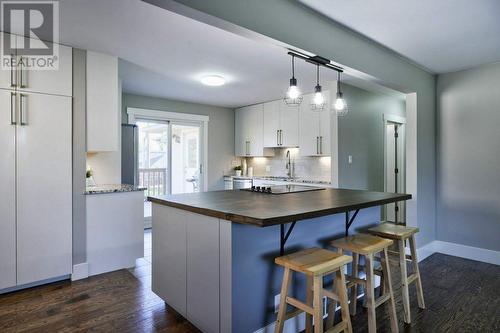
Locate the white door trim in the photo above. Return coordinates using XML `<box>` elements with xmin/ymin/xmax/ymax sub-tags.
<box><xmin>383</xmin><ymin>114</ymin><xmax>406</xmax><ymax>223</ymax></box>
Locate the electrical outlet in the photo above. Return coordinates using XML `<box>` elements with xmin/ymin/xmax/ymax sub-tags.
<box><xmin>274</xmin><ymin>294</ymin><xmax>281</xmax><ymax>313</ymax></box>
<box><xmin>266</xmin><ymin>165</ymin><xmax>271</xmax><ymax>172</ymax></box>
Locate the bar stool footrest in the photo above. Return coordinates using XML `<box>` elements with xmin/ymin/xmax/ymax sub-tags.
<box><xmin>374</xmin><ymin>293</ymin><xmax>391</xmax><ymax>308</ymax></box>
<box><xmin>326</xmin><ymin>321</ymin><xmax>348</xmax><ymax>333</ymax></box>
<box><xmin>284</xmin><ymin>308</ymin><xmax>303</xmax><ymax>320</ymax></box>
<box><xmin>286</xmin><ymin>296</ymin><xmax>314</xmax><ymax>315</ymax></box>
<box><xmin>407</xmin><ymin>272</ymin><xmax>418</xmax><ymax>284</ymax></box>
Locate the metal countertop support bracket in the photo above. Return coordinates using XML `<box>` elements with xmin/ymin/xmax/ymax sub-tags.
<box><xmin>279</xmin><ymin>221</ymin><xmax>297</xmax><ymax>256</ymax></box>
<box><xmin>345</xmin><ymin>209</ymin><xmax>360</xmax><ymax>237</ymax></box>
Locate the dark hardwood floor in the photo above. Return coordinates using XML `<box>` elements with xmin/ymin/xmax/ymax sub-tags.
<box><xmin>0</xmin><ymin>249</ymin><xmax>498</xmax><ymax>332</ymax></box>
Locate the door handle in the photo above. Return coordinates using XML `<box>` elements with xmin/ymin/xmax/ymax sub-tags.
<box><xmin>10</xmin><ymin>92</ymin><xmax>16</xmax><ymax>125</ymax></box>
<box><xmin>20</xmin><ymin>93</ymin><xmax>27</xmax><ymax>126</ymax></box>
<box><xmin>19</xmin><ymin>57</ymin><xmax>27</xmax><ymax>88</ymax></box>
<box><xmin>10</xmin><ymin>54</ymin><xmax>16</xmax><ymax>88</ymax></box>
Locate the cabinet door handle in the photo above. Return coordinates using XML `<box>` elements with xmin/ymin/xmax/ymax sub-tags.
<box><xmin>246</xmin><ymin>141</ymin><xmax>250</xmax><ymax>155</ymax></box>
<box><xmin>276</xmin><ymin>130</ymin><xmax>279</xmax><ymax>146</ymax></box>
<box><xmin>320</xmin><ymin>136</ymin><xmax>323</xmax><ymax>155</ymax></box>
<box><xmin>10</xmin><ymin>54</ymin><xmax>16</xmax><ymax>88</ymax></box>
<box><xmin>19</xmin><ymin>57</ymin><xmax>27</xmax><ymax>88</ymax></box>
<box><xmin>20</xmin><ymin>94</ymin><xmax>27</xmax><ymax>126</ymax></box>
<box><xmin>316</xmin><ymin>136</ymin><xmax>319</xmax><ymax>154</ymax></box>
<box><xmin>10</xmin><ymin>92</ymin><xmax>16</xmax><ymax>125</ymax></box>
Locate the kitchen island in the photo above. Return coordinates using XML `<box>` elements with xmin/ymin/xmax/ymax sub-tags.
<box><xmin>149</xmin><ymin>187</ymin><xmax>411</xmax><ymax>333</ymax></box>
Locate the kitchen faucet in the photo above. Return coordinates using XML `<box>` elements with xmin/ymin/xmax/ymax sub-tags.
<box><xmin>286</xmin><ymin>150</ymin><xmax>292</xmax><ymax>178</ymax></box>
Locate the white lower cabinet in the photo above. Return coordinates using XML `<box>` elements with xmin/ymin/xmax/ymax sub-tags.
<box><xmin>0</xmin><ymin>90</ymin><xmax>72</xmax><ymax>289</ymax></box>
<box><xmin>152</xmin><ymin>205</ymin><xmax>230</xmax><ymax>333</ymax></box>
<box><xmin>0</xmin><ymin>90</ymin><xmax>16</xmax><ymax>290</ymax></box>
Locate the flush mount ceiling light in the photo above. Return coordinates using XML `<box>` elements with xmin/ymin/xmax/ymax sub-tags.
<box><xmin>334</xmin><ymin>71</ymin><xmax>348</xmax><ymax>116</ymax></box>
<box><xmin>200</xmin><ymin>75</ymin><xmax>226</xmax><ymax>86</ymax></box>
<box><xmin>311</xmin><ymin>64</ymin><xmax>325</xmax><ymax>112</ymax></box>
<box><xmin>283</xmin><ymin>54</ymin><xmax>303</xmax><ymax>106</ymax></box>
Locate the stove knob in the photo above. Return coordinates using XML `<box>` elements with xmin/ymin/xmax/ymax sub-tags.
<box><xmin>256</xmin><ymin>186</ymin><xmax>261</xmax><ymax>192</ymax></box>
<box><xmin>266</xmin><ymin>187</ymin><xmax>272</xmax><ymax>193</ymax></box>
<box><xmin>251</xmin><ymin>186</ymin><xmax>256</xmax><ymax>191</ymax></box>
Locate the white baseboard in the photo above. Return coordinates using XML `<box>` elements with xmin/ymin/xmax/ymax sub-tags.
<box><xmin>429</xmin><ymin>241</ymin><xmax>500</xmax><ymax>265</ymax></box>
<box><xmin>72</xmin><ymin>262</ymin><xmax>89</xmax><ymax>281</ymax></box>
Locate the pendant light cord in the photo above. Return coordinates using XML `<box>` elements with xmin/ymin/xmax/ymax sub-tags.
<box><xmin>291</xmin><ymin>55</ymin><xmax>295</xmax><ymax>79</ymax></box>
<box><xmin>316</xmin><ymin>64</ymin><xmax>320</xmax><ymax>85</ymax></box>
<box><xmin>337</xmin><ymin>71</ymin><xmax>342</xmax><ymax>93</ymax></box>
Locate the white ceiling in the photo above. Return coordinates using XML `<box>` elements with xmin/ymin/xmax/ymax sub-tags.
<box><xmin>298</xmin><ymin>0</ymin><xmax>500</xmax><ymax>73</ymax></box>
<box><xmin>55</xmin><ymin>0</ymin><xmax>352</xmax><ymax>108</ymax></box>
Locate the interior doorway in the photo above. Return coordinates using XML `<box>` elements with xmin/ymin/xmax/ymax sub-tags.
<box><xmin>384</xmin><ymin>115</ymin><xmax>406</xmax><ymax>224</ymax></box>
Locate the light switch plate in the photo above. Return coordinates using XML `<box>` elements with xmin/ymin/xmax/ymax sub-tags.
<box><xmin>266</xmin><ymin>165</ymin><xmax>271</xmax><ymax>172</ymax></box>
<box><xmin>348</xmin><ymin>155</ymin><xmax>353</xmax><ymax>164</ymax></box>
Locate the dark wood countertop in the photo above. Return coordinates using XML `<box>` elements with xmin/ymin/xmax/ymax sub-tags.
<box><xmin>148</xmin><ymin>188</ymin><xmax>411</xmax><ymax>227</ymax></box>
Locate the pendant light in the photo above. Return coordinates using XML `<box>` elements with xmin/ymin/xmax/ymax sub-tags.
<box><xmin>334</xmin><ymin>71</ymin><xmax>348</xmax><ymax>116</ymax></box>
<box><xmin>284</xmin><ymin>54</ymin><xmax>303</xmax><ymax>106</ymax></box>
<box><xmin>311</xmin><ymin>64</ymin><xmax>325</xmax><ymax>111</ymax></box>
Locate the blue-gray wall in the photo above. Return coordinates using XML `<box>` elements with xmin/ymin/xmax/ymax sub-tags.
<box><xmin>339</xmin><ymin>85</ymin><xmax>406</xmax><ymax>191</ymax></box>
<box><xmin>121</xmin><ymin>93</ymin><xmax>235</xmax><ymax>191</ymax></box>
<box><xmin>436</xmin><ymin>63</ymin><xmax>500</xmax><ymax>251</ymax></box>
<box><xmin>152</xmin><ymin>0</ymin><xmax>436</xmax><ymax>246</ymax></box>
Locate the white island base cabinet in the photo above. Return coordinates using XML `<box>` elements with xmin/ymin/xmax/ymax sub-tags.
<box><xmin>152</xmin><ymin>204</ymin><xmax>232</xmax><ymax>333</ymax></box>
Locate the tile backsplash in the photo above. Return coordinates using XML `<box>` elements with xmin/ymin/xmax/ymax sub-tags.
<box><xmin>244</xmin><ymin>148</ymin><xmax>331</xmax><ymax>182</ymax></box>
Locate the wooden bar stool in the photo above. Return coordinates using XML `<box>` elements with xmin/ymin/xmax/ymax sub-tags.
<box><xmin>367</xmin><ymin>223</ymin><xmax>425</xmax><ymax>324</ymax></box>
<box><xmin>274</xmin><ymin>248</ymin><xmax>353</xmax><ymax>333</ymax></box>
<box><xmin>330</xmin><ymin>234</ymin><xmax>398</xmax><ymax>333</ymax></box>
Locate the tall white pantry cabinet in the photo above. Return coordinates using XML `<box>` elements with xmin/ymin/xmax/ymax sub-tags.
<box><xmin>0</xmin><ymin>32</ymin><xmax>73</xmax><ymax>290</ymax></box>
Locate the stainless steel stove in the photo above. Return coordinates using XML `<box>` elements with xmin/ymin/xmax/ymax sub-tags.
<box><xmin>241</xmin><ymin>185</ymin><xmax>325</xmax><ymax>194</ymax></box>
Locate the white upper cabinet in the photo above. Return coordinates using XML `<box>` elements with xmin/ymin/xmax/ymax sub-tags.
<box><xmin>235</xmin><ymin>104</ymin><xmax>272</xmax><ymax>157</ymax></box>
<box><xmin>86</xmin><ymin>51</ymin><xmax>119</xmax><ymax>152</ymax></box>
<box><xmin>263</xmin><ymin>100</ymin><xmax>299</xmax><ymax>147</ymax></box>
<box><xmin>0</xmin><ymin>32</ymin><xmax>16</xmax><ymax>90</ymax></box>
<box><xmin>263</xmin><ymin>100</ymin><xmax>280</xmax><ymax>147</ymax></box>
<box><xmin>299</xmin><ymin>91</ymin><xmax>331</xmax><ymax>156</ymax></box>
<box><xmin>0</xmin><ymin>33</ymin><xmax>72</xmax><ymax>96</ymax></box>
<box><xmin>17</xmin><ymin>41</ymin><xmax>72</xmax><ymax>97</ymax></box>
<box><xmin>280</xmin><ymin>102</ymin><xmax>299</xmax><ymax>147</ymax></box>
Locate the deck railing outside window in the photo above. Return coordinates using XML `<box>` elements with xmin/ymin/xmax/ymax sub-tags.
<box><xmin>139</xmin><ymin>168</ymin><xmax>167</xmax><ymax>197</ymax></box>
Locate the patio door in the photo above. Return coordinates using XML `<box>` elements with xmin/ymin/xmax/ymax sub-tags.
<box><xmin>170</xmin><ymin>122</ymin><xmax>203</xmax><ymax>194</ymax></box>
<box><xmin>136</xmin><ymin>120</ymin><xmax>169</xmax><ymax>222</ymax></box>
<box><xmin>130</xmin><ymin>109</ymin><xmax>207</xmax><ymax>225</ymax></box>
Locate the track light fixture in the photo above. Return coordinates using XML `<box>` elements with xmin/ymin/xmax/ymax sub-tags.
<box><xmin>334</xmin><ymin>71</ymin><xmax>348</xmax><ymax>116</ymax></box>
<box><xmin>283</xmin><ymin>54</ymin><xmax>303</xmax><ymax>106</ymax></box>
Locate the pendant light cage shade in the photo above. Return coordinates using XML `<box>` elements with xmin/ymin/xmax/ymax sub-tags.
<box><xmin>334</xmin><ymin>71</ymin><xmax>348</xmax><ymax>116</ymax></box>
<box><xmin>310</xmin><ymin>65</ymin><xmax>326</xmax><ymax>112</ymax></box>
<box><xmin>284</xmin><ymin>54</ymin><xmax>303</xmax><ymax>107</ymax></box>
